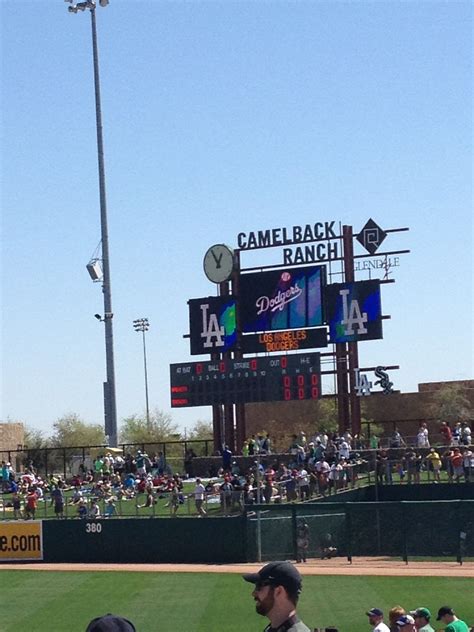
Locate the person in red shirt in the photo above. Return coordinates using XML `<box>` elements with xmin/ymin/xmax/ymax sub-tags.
<box><xmin>440</xmin><ymin>422</ymin><xmax>452</xmax><ymax>445</ymax></box>
<box><xmin>451</xmin><ymin>448</ymin><xmax>464</xmax><ymax>482</ymax></box>
<box><xmin>25</xmin><ymin>490</ymin><xmax>37</xmax><ymax>519</ymax></box>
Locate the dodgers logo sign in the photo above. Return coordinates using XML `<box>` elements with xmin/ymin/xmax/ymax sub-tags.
<box><xmin>188</xmin><ymin>297</ymin><xmax>237</xmax><ymax>355</ymax></box>
<box><xmin>240</xmin><ymin>266</ymin><xmax>325</xmax><ymax>333</ymax></box>
<box><xmin>325</xmin><ymin>280</ymin><xmax>383</xmax><ymax>343</ymax></box>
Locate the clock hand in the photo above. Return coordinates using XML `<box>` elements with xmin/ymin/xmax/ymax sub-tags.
<box><xmin>211</xmin><ymin>250</ymin><xmax>223</xmax><ymax>268</ymax></box>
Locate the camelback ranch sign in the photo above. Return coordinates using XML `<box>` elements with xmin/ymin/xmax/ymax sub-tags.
<box><xmin>237</xmin><ymin>222</ymin><xmax>340</xmax><ymax>263</ymax></box>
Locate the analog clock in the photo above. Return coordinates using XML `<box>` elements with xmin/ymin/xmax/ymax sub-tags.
<box><xmin>203</xmin><ymin>244</ymin><xmax>234</xmax><ymax>283</ymax></box>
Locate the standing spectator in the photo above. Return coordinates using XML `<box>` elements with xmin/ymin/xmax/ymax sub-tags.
<box><xmin>378</xmin><ymin>450</ymin><xmax>393</xmax><ymax>484</ymax></box>
<box><xmin>169</xmin><ymin>484</ymin><xmax>180</xmax><ymax>516</ymax></box>
<box><xmin>461</xmin><ymin>422</ymin><xmax>471</xmax><ymax>446</ymax></box>
<box><xmin>12</xmin><ymin>492</ymin><xmax>22</xmax><ymax>519</ymax></box>
<box><xmin>1</xmin><ymin>461</ymin><xmax>10</xmax><ymax>491</ymax></box>
<box><xmin>297</xmin><ymin>467</ymin><xmax>310</xmax><ymax>501</ymax></box>
<box><xmin>388</xmin><ymin>606</ymin><xmax>406</xmax><ymax>632</ymax></box>
<box><xmin>93</xmin><ymin>456</ymin><xmax>104</xmax><ymax>481</ymax></box>
<box><xmin>51</xmin><ymin>485</ymin><xmax>65</xmax><ymax>519</ymax></box>
<box><xmin>390</xmin><ymin>429</ymin><xmax>405</xmax><ymax>449</ymax></box>
<box><xmin>370</xmin><ymin>434</ymin><xmax>380</xmax><ymax>450</ymax></box>
<box><xmin>261</xmin><ymin>433</ymin><xmax>271</xmax><ymax>454</ymax></box>
<box><xmin>462</xmin><ymin>447</ymin><xmax>473</xmax><ymax>482</ymax></box>
<box><xmin>184</xmin><ymin>448</ymin><xmax>196</xmax><ymax>478</ymax></box>
<box><xmin>248</xmin><ymin>435</ymin><xmax>257</xmax><ymax>456</ymax></box>
<box><xmin>366</xmin><ymin>608</ymin><xmax>390</xmax><ymax>632</ymax></box>
<box><xmin>222</xmin><ymin>445</ymin><xmax>233</xmax><ymax>472</ymax></box>
<box><xmin>436</xmin><ymin>607</ymin><xmax>469</xmax><ymax>632</ymax></box>
<box><xmin>328</xmin><ymin>461</ymin><xmax>343</xmax><ymax>493</ymax></box>
<box><xmin>425</xmin><ymin>449</ymin><xmax>442</xmax><ymax>483</ymax></box>
<box><xmin>451</xmin><ymin>448</ymin><xmax>465</xmax><ymax>482</ymax></box>
<box><xmin>410</xmin><ymin>607</ymin><xmax>435</xmax><ymax>632</ymax></box>
<box><xmin>25</xmin><ymin>489</ymin><xmax>37</xmax><ymax>520</ymax></box>
<box><xmin>193</xmin><ymin>478</ymin><xmax>207</xmax><ymax>517</ymax></box>
<box><xmin>395</xmin><ymin>615</ymin><xmax>416</xmax><ymax>631</ymax></box>
<box><xmin>452</xmin><ymin>423</ymin><xmax>462</xmax><ymax>446</ymax></box>
<box><xmin>338</xmin><ymin>438</ymin><xmax>351</xmax><ymax>461</ymax></box>
<box><xmin>220</xmin><ymin>477</ymin><xmax>233</xmax><ymax>515</ymax></box>
<box><xmin>417</xmin><ymin>423</ymin><xmax>430</xmax><ymax>448</ymax></box>
<box><xmin>440</xmin><ymin>422</ymin><xmax>453</xmax><ymax>445</ymax></box>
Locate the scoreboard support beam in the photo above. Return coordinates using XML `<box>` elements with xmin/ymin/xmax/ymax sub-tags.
<box><xmin>232</xmin><ymin>251</ymin><xmax>245</xmax><ymax>453</ymax></box>
<box><xmin>343</xmin><ymin>225</ymin><xmax>362</xmax><ymax>437</ymax></box>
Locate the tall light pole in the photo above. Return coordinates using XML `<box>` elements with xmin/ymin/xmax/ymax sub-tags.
<box><xmin>133</xmin><ymin>318</ymin><xmax>151</xmax><ymax>430</ymax></box>
<box><xmin>67</xmin><ymin>0</ymin><xmax>118</xmax><ymax>447</ymax></box>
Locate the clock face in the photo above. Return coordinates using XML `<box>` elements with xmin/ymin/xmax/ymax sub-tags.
<box><xmin>203</xmin><ymin>244</ymin><xmax>234</xmax><ymax>283</ymax></box>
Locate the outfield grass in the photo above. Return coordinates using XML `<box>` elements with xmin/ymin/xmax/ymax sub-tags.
<box><xmin>1</xmin><ymin>571</ymin><xmax>473</xmax><ymax>631</ymax></box>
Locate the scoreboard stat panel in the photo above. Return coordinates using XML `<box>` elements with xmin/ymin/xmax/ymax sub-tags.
<box><xmin>170</xmin><ymin>352</ymin><xmax>321</xmax><ymax>407</ymax></box>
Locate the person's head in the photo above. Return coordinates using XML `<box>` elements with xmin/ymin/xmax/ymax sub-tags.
<box><xmin>243</xmin><ymin>561</ymin><xmax>302</xmax><ymax>617</ymax></box>
<box><xmin>85</xmin><ymin>614</ymin><xmax>136</xmax><ymax>632</ymax></box>
<box><xmin>409</xmin><ymin>608</ymin><xmax>431</xmax><ymax>629</ymax></box>
<box><xmin>366</xmin><ymin>608</ymin><xmax>384</xmax><ymax>626</ymax></box>
<box><xmin>436</xmin><ymin>606</ymin><xmax>456</xmax><ymax>624</ymax></box>
<box><xmin>389</xmin><ymin>606</ymin><xmax>406</xmax><ymax>626</ymax></box>
<box><xmin>395</xmin><ymin>614</ymin><xmax>416</xmax><ymax>631</ymax></box>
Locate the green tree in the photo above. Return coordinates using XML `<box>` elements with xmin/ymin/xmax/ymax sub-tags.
<box><xmin>315</xmin><ymin>398</ymin><xmax>339</xmax><ymax>434</ymax></box>
<box><xmin>186</xmin><ymin>419</ymin><xmax>213</xmax><ymax>440</ymax></box>
<box><xmin>430</xmin><ymin>385</ymin><xmax>471</xmax><ymax>424</ymax></box>
<box><xmin>50</xmin><ymin>413</ymin><xmax>106</xmax><ymax>447</ymax></box>
<box><xmin>119</xmin><ymin>409</ymin><xmax>179</xmax><ymax>445</ymax></box>
<box><xmin>24</xmin><ymin>426</ymin><xmax>48</xmax><ymax>449</ymax></box>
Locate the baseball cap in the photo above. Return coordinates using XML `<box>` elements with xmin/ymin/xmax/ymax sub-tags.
<box><xmin>242</xmin><ymin>561</ymin><xmax>302</xmax><ymax>594</ymax></box>
<box><xmin>396</xmin><ymin>614</ymin><xmax>415</xmax><ymax>626</ymax></box>
<box><xmin>410</xmin><ymin>608</ymin><xmax>431</xmax><ymax>620</ymax></box>
<box><xmin>366</xmin><ymin>608</ymin><xmax>383</xmax><ymax>617</ymax></box>
<box><xmin>437</xmin><ymin>606</ymin><xmax>455</xmax><ymax>620</ymax></box>
<box><xmin>85</xmin><ymin>614</ymin><xmax>136</xmax><ymax>632</ymax></box>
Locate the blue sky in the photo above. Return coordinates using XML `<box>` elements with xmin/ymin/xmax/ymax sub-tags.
<box><xmin>1</xmin><ymin>0</ymin><xmax>472</xmax><ymax>437</ymax></box>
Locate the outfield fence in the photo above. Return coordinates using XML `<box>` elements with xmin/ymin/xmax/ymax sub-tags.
<box><xmin>245</xmin><ymin>499</ymin><xmax>474</xmax><ymax>563</ymax></box>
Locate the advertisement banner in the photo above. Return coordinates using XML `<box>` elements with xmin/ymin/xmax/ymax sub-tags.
<box><xmin>240</xmin><ymin>266</ymin><xmax>325</xmax><ymax>333</ymax></box>
<box><xmin>188</xmin><ymin>296</ymin><xmax>237</xmax><ymax>355</ymax></box>
<box><xmin>0</xmin><ymin>520</ymin><xmax>43</xmax><ymax>561</ymax></box>
<box><xmin>325</xmin><ymin>280</ymin><xmax>382</xmax><ymax>343</ymax></box>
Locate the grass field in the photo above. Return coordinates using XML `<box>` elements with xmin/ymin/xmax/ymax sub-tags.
<box><xmin>2</xmin><ymin>571</ymin><xmax>473</xmax><ymax>631</ymax></box>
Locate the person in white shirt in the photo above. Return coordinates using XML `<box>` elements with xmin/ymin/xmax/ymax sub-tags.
<box><xmin>338</xmin><ymin>440</ymin><xmax>350</xmax><ymax>460</ymax></box>
<box><xmin>416</xmin><ymin>423</ymin><xmax>430</xmax><ymax>448</ymax></box>
<box><xmin>193</xmin><ymin>478</ymin><xmax>207</xmax><ymax>517</ymax></box>
<box><xmin>366</xmin><ymin>607</ymin><xmax>390</xmax><ymax>632</ymax></box>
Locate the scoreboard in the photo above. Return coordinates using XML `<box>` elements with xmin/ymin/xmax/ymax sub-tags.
<box><xmin>170</xmin><ymin>352</ymin><xmax>321</xmax><ymax>408</ymax></box>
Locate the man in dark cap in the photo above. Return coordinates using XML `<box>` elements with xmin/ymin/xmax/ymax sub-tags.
<box><xmin>436</xmin><ymin>607</ymin><xmax>469</xmax><ymax>632</ymax></box>
<box><xmin>366</xmin><ymin>608</ymin><xmax>390</xmax><ymax>632</ymax></box>
<box><xmin>85</xmin><ymin>614</ymin><xmax>136</xmax><ymax>632</ymax></box>
<box><xmin>243</xmin><ymin>561</ymin><xmax>310</xmax><ymax>631</ymax></box>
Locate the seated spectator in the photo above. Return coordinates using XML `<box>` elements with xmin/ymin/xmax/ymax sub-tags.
<box><xmin>77</xmin><ymin>500</ymin><xmax>88</xmax><ymax>519</ymax></box>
